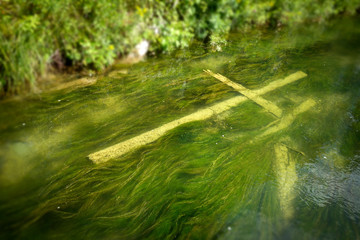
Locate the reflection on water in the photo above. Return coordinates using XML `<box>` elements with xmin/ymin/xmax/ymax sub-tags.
<box><xmin>1</xmin><ymin>17</ymin><xmax>360</xmax><ymax>239</ymax></box>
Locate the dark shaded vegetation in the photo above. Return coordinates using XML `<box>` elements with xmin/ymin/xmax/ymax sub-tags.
<box><xmin>0</xmin><ymin>0</ymin><xmax>359</xmax><ymax>95</ymax></box>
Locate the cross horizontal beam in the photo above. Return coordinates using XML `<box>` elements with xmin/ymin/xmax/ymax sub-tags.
<box><xmin>88</xmin><ymin>71</ymin><xmax>307</xmax><ymax>164</ymax></box>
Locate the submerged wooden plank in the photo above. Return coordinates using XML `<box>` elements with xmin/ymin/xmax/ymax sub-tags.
<box><xmin>204</xmin><ymin>69</ymin><xmax>283</xmax><ymax>118</ymax></box>
<box><xmin>257</xmin><ymin>98</ymin><xmax>316</xmax><ymax>139</ymax></box>
<box><xmin>88</xmin><ymin>96</ymin><xmax>247</xmax><ymax>164</ymax></box>
<box><xmin>274</xmin><ymin>143</ymin><xmax>297</xmax><ymax>219</ymax></box>
<box><xmin>253</xmin><ymin>71</ymin><xmax>307</xmax><ymax>95</ymax></box>
<box><xmin>88</xmin><ymin>71</ymin><xmax>307</xmax><ymax>164</ymax></box>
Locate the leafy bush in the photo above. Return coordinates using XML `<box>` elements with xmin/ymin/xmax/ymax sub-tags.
<box><xmin>0</xmin><ymin>0</ymin><xmax>359</xmax><ymax>95</ymax></box>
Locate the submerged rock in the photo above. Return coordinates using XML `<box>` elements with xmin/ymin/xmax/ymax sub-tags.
<box><xmin>49</xmin><ymin>76</ymin><xmax>97</xmax><ymax>92</ymax></box>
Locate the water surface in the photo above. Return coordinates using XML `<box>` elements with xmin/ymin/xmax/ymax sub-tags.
<box><xmin>1</xmin><ymin>17</ymin><xmax>360</xmax><ymax>239</ymax></box>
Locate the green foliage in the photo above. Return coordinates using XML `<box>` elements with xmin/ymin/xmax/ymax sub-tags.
<box><xmin>277</xmin><ymin>0</ymin><xmax>360</xmax><ymax>23</ymax></box>
<box><xmin>0</xmin><ymin>0</ymin><xmax>359</xmax><ymax>95</ymax></box>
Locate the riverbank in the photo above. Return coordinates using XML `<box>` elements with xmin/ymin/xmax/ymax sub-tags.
<box><xmin>0</xmin><ymin>0</ymin><xmax>359</xmax><ymax>97</ymax></box>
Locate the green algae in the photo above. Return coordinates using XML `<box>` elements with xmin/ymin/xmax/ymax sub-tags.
<box><xmin>1</xmin><ymin>18</ymin><xmax>360</xmax><ymax>239</ymax></box>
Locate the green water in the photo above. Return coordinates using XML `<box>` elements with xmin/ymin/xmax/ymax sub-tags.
<box><xmin>1</xmin><ymin>17</ymin><xmax>360</xmax><ymax>239</ymax></box>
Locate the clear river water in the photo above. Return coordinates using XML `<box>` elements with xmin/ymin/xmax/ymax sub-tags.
<box><xmin>1</xmin><ymin>17</ymin><xmax>360</xmax><ymax>239</ymax></box>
